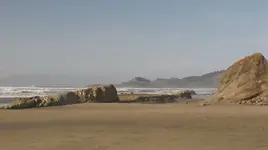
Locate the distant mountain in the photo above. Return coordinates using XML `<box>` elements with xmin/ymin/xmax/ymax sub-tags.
<box><xmin>121</xmin><ymin>77</ymin><xmax>151</xmax><ymax>87</ymax></box>
<box><xmin>0</xmin><ymin>70</ymin><xmax>225</xmax><ymax>88</ymax></box>
<box><xmin>117</xmin><ymin>70</ymin><xmax>225</xmax><ymax>88</ymax></box>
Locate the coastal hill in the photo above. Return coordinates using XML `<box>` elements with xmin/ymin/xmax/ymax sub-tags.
<box><xmin>116</xmin><ymin>70</ymin><xmax>225</xmax><ymax>88</ymax></box>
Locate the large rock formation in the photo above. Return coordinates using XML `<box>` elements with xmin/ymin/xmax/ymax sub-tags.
<box><xmin>75</xmin><ymin>84</ymin><xmax>119</xmax><ymax>103</ymax></box>
<box><xmin>206</xmin><ymin>53</ymin><xmax>268</xmax><ymax>105</ymax></box>
<box><xmin>6</xmin><ymin>84</ymin><xmax>119</xmax><ymax>109</ymax></box>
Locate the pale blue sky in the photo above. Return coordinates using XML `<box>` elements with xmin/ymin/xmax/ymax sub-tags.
<box><xmin>0</xmin><ymin>0</ymin><xmax>267</xmax><ymax>82</ymax></box>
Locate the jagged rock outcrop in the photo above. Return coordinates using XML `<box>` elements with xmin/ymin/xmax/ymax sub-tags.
<box><xmin>176</xmin><ymin>90</ymin><xmax>196</xmax><ymax>99</ymax></box>
<box><xmin>205</xmin><ymin>53</ymin><xmax>268</xmax><ymax>105</ymax></box>
<box><xmin>6</xmin><ymin>84</ymin><xmax>119</xmax><ymax>109</ymax></box>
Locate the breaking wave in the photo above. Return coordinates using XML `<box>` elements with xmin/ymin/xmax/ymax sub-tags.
<box><xmin>0</xmin><ymin>86</ymin><xmax>216</xmax><ymax>98</ymax></box>
<box><xmin>0</xmin><ymin>86</ymin><xmax>82</xmax><ymax>98</ymax></box>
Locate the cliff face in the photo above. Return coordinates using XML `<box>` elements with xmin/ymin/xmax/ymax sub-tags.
<box><xmin>207</xmin><ymin>53</ymin><xmax>268</xmax><ymax>105</ymax></box>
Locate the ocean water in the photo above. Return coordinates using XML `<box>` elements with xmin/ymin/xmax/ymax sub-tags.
<box><xmin>0</xmin><ymin>86</ymin><xmax>216</xmax><ymax>106</ymax></box>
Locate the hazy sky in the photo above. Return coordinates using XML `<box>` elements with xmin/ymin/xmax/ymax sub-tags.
<box><xmin>0</xmin><ymin>0</ymin><xmax>267</xmax><ymax>82</ymax></box>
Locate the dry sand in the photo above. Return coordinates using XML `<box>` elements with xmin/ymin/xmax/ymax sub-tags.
<box><xmin>1</xmin><ymin>103</ymin><xmax>268</xmax><ymax>150</ymax></box>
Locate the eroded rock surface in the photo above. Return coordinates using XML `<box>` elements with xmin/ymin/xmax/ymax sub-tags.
<box><xmin>205</xmin><ymin>53</ymin><xmax>268</xmax><ymax>105</ymax></box>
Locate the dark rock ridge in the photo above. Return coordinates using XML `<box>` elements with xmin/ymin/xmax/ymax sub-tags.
<box><xmin>117</xmin><ymin>70</ymin><xmax>225</xmax><ymax>88</ymax></box>
<box><xmin>119</xmin><ymin>95</ymin><xmax>179</xmax><ymax>103</ymax></box>
<box><xmin>6</xmin><ymin>84</ymin><xmax>119</xmax><ymax>109</ymax></box>
<box><xmin>119</xmin><ymin>90</ymin><xmax>194</xmax><ymax>103</ymax></box>
<box><xmin>204</xmin><ymin>52</ymin><xmax>268</xmax><ymax>105</ymax></box>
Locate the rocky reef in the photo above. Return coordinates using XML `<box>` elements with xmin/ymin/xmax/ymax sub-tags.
<box><xmin>118</xmin><ymin>90</ymin><xmax>194</xmax><ymax>103</ymax></box>
<box><xmin>6</xmin><ymin>84</ymin><xmax>119</xmax><ymax>109</ymax></box>
<box><xmin>5</xmin><ymin>83</ymin><xmax>198</xmax><ymax>109</ymax></box>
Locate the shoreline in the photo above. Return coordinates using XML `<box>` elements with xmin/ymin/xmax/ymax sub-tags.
<box><xmin>0</xmin><ymin>94</ymin><xmax>208</xmax><ymax>109</ymax></box>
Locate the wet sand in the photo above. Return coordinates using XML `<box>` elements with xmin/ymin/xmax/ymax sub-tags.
<box><xmin>1</xmin><ymin>103</ymin><xmax>268</xmax><ymax>150</ymax></box>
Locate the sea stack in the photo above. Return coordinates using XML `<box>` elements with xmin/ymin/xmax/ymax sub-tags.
<box><xmin>206</xmin><ymin>52</ymin><xmax>268</xmax><ymax>105</ymax></box>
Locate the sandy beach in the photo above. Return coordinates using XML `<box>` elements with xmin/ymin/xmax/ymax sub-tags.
<box><xmin>1</xmin><ymin>103</ymin><xmax>268</xmax><ymax>150</ymax></box>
